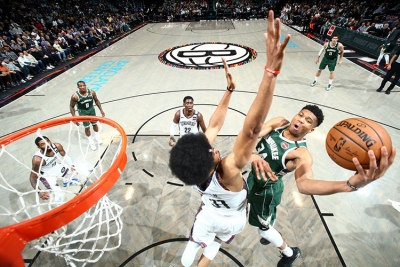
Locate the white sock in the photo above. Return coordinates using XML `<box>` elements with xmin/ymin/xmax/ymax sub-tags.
<box><xmin>377</xmin><ymin>53</ymin><xmax>383</xmax><ymax>64</ymax></box>
<box><xmin>281</xmin><ymin>245</ymin><xmax>293</xmax><ymax>257</ymax></box>
<box><xmin>384</xmin><ymin>54</ymin><xmax>389</xmax><ymax>64</ymax></box>
<box><xmin>329</xmin><ymin>79</ymin><xmax>333</xmax><ymax>85</ymax></box>
<box><xmin>88</xmin><ymin>136</ymin><xmax>94</xmax><ymax>144</ymax></box>
<box><xmin>95</xmin><ymin>132</ymin><xmax>100</xmax><ymax>139</ymax></box>
<box><xmin>258</xmin><ymin>227</ymin><xmax>283</xmax><ymax>247</ymax></box>
<box><xmin>314</xmin><ymin>77</ymin><xmax>318</xmax><ymax>82</ymax></box>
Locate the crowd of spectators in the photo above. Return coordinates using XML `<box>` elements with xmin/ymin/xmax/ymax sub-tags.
<box><xmin>1</xmin><ymin>0</ymin><xmax>399</xmax><ymax>91</ymax></box>
<box><xmin>0</xmin><ymin>0</ymin><xmax>152</xmax><ymax>91</ymax></box>
<box><xmin>279</xmin><ymin>0</ymin><xmax>400</xmax><ymax>40</ymax></box>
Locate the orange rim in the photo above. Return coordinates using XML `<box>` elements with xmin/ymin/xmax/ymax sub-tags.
<box><xmin>0</xmin><ymin>116</ymin><xmax>127</xmax><ymax>266</ymax></box>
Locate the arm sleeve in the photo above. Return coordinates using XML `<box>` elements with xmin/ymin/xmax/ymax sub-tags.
<box><xmin>318</xmin><ymin>46</ymin><xmax>324</xmax><ymax>56</ymax></box>
<box><xmin>63</xmin><ymin>155</ymin><xmax>74</xmax><ymax>167</ymax></box>
<box><xmin>170</xmin><ymin>122</ymin><xmax>177</xmax><ymax>137</ymax></box>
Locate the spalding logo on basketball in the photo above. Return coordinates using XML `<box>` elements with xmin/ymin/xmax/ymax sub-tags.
<box><xmin>325</xmin><ymin>118</ymin><xmax>392</xmax><ymax>171</ymax></box>
<box><xmin>158</xmin><ymin>42</ymin><xmax>257</xmax><ymax>70</ymax></box>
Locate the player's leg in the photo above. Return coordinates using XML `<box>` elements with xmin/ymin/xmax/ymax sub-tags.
<box><xmin>311</xmin><ymin>60</ymin><xmax>325</xmax><ymax>86</ymax></box>
<box><xmin>197</xmin><ymin>240</ymin><xmax>221</xmax><ymax>267</ymax></box>
<box><xmin>83</xmin><ymin>121</ymin><xmax>96</xmax><ymax>150</ymax></box>
<box><xmin>326</xmin><ymin>61</ymin><xmax>336</xmax><ymax>91</ymax></box>
<box><xmin>377</xmin><ymin>67</ymin><xmax>396</xmax><ymax>92</ymax></box>
<box><xmin>181</xmin><ymin>241</ymin><xmax>201</xmax><ymax>267</ymax></box>
<box><xmin>92</xmin><ymin>123</ymin><xmax>102</xmax><ymax>145</ymax></box>
<box><xmin>374</xmin><ymin>48</ymin><xmax>385</xmax><ymax>67</ymax></box>
<box><xmin>383</xmin><ymin>68</ymin><xmax>400</xmax><ymax>95</ymax></box>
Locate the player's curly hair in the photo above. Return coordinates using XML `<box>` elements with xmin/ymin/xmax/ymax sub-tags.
<box><xmin>35</xmin><ymin>136</ymin><xmax>49</xmax><ymax>146</ymax></box>
<box><xmin>169</xmin><ymin>133</ymin><xmax>214</xmax><ymax>185</ymax></box>
<box><xmin>302</xmin><ymin>105</ymin><xmax>324</xmax><ymax>127</ymax></box>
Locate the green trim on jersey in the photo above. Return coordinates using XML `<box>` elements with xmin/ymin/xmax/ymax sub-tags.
<box><xmin>247</xmin><ymin>125</ymin><xmax>307</xmax><ymax>227</ymax></box>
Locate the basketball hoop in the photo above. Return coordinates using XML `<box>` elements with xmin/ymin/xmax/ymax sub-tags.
<box><xmin>0</xmin><ymin>116</ymin><xmax>127</xmax><ymax>266</ymax></box>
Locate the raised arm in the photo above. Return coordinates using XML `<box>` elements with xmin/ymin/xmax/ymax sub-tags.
<box><xmin>204</xmin><ymin>57</ymin><xmax>236</xmax><ymax>145</ymax></box>
<box><xmin>92</xmin><ymin>90</ymin><xmax>105</xmax><ymax>117</ymax></box>
<box><xmin>227</xmin><ymin>10</ymin><xmax>290</xmax><ymax>173</ymax></box>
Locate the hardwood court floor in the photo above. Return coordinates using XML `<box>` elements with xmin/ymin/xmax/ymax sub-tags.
<box><xmin>0</xmin><ymin>20</ymin><xmax>399</xmax><ymax>267</ymax></box>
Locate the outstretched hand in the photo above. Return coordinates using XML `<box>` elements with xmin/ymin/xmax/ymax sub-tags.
<box><xmin>265</xmin><ymin>10</ymin><xmax>290</xmax><ymax>72</ymax></box>
<box><xmin>222</xmin><ymin>58</ymin><xmax>236</xmax><ymax>90</ymax></box>
<box><xmin>251</xmin><ymin>154</ymin><xmax>278</xmax><ymax>182</ymax></box>
<box><xmin>349</xmin><ymin>146</ymin><xmax>396</xmax><ymax>189</ymax></box>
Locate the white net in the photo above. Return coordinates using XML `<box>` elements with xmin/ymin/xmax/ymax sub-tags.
<box><xmin>0</xmin><ymin>119</ymin><xmax>125</xmax><ymax>267</ymax></box>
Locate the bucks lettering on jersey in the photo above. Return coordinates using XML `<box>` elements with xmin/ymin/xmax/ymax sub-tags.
<box><xmin>254</xmin><ymin>125</ymin><xmax>307</xmax><ymax>186</ymax></box>
<box><xmin>324</xmin><ymin>42</ymin><xmax>339</xmax><ymax>60</ymax></box>
<box><xmin>179</xmin><ymin>108</ymin><xmax>199</xmax><ymax>136</ymax></box>
<box><xmin>76</xmin><ymin>90</ymin><xmax>94</xmax><ymax>111</ymax></box>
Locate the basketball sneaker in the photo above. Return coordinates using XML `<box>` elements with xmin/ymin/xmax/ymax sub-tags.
<box><xmin>95</xmin><ymin>135</ymin><xmax>103</xmax><ymax>145</ymax></box>
<box><xmin>277</xmin><ymin>247</ymin><xmax>301</xmax><ymax>267</ymax></box>
<box><xmin>90</xmin><ymin>142</ymin><xmax>97</xmax><ymax>151</ymax></box>
<box><xmin>310</xmin><ymin>80</ymin><xmax>317</xmax><ymax>87</ymax></box>
<box><xmin>372</xmin><ymin>63</ymin><xmax>379</xmax><ymax>68</ymax></box>
<box><xmin>326</xmin><ymin>84</ymin><xmax>332</xmax><ymax>91</ymax></box>
<box><xmin>384</xmin><ymin>64</ymin><xmax>389</xmax><ymax>69</ymax></box>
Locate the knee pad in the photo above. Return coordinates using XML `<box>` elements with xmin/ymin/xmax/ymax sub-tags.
<box><xmin>258</xmin><ymin>226</ymin><xmax>283</xmax><ymax>247</ymax></box>
<box><xmin>202</xmin><ymin>240</ymin><xmax>221</xmax><ymax>261</ymax></box>
<box><xmin>181</xmin><ymin>241</ymin><xmax>201</xmax><ymax>267</ymax></box>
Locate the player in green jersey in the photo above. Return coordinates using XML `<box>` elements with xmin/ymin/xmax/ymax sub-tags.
<box><xmin>247</xmin><ymin>105</ymin><xmax>396</xmax><ymax>267</ymax></box>
<box><xmin>70</xmin><ymin>81</ymin><xmax>105</xmax><ymax>151</ymax></box>
<box><xmin>310</xmin><ymin>35</ymin><xmax>344</xmax><ymax>91</ymax></box>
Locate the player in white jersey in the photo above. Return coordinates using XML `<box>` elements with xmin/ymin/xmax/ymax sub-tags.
<box><xmin>169</xmin><ymin>10</ymin><xmax>291</xmax><ymax>267</ymax></box>
<box><xmin>169</xmin><ymin>96</ymin><xmax>207</xmax><ymax>146</ymax></box>
<box><xmin>29</xmin><ymin>136</ymin><xmax>74</xmax><ymax>201</ymax></box>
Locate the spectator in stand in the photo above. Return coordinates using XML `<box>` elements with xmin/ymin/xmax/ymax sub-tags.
<box><xmin>0</xmin><ymin>70</ymin><xmax>12</xmax><ymax>91</ymax></box>
<box><xmin>42</xmin><ymin>45</ymin><xmax>61</xmax><ymax>65</ymax></box>
<box><xmin>53</xmin><ymin>40</ymin><xmax>68</xmax><ymax>62</ymax></box>
<box><xmin>59</xmin><ymin>38</ymin><xmax>74</xmax><ymax>58</ymax></box>
<box><xmin>378</xmin><ymin>24</ymin><xmax>391</xmax><ymax>38</ymax></box>
<box><xmin>0</xmin><ymin>60</ymin><xmax>20</xmax><ymax>87</ymax></box>
<box><xmin>66</xmin><ymin>35</ymin><xmax>81</xmax><ymax>54</ymax></box>
<box><xmin>18</xmin><ymin>52</ymin><xmax>40</xmax><ymax>76</ymax></box>
<box><xmin>1</xmin><ymin>57</ymin><xmax>26</xmax><ymax>83</ymax></box>
<box><xmin>23</xmin><ymin>50</ymin><xmax>46</xmax><ymax>71</ymax></box>
<box><xmin>30</xmin><ymin>47</ymin><xmax>55</xmax><ymax>70</ymax></box>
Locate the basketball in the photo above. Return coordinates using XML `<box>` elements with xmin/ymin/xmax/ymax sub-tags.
<box><xmin>325</xmin><ymin>118</ymin><xmax>392</xmax><ymax>171</ymax></box>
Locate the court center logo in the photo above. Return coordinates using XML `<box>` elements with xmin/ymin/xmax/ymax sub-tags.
<box><xmin>158</xmin><ymin>42</ymin><xmax>257</xmax><ymax>70</ymax></box>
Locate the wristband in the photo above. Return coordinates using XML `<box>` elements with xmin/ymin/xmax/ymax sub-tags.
<box><xmin>347</xmin><ymin>180</ymin><xmax>359</xmax><ymax>191</ymax></box>
<box><xmin>264</xmin><ymin>66</ymin><xmax>280</xmax><ymax>75</ymax></box>
<box><xmin>226</xmin><ymin>86</ymin><xmax>233</xmax><ymax>92</ymax></box>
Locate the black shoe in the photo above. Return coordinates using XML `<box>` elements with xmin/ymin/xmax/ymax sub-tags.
<box><xmin>277</xmin><ymin>247</ymin><xmax>301</xmax><ymax>267</ymax></box>
<box><xmin>385</xmin><ymin>90</ymin><xmax>391</xmax><ymax>95</ymax></box>
<box><xmin>260</xmin><ymin>238</ymin><xmax>270</xmax><ymax>245</ymax></box>
<box><xmin>376</xmin><ymin>88</ymin><xmax>382</xmax><ymax>92</ymax></box>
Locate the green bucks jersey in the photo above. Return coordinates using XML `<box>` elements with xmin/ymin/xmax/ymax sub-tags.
<box><xmin>324</xmin><ymin>42</ymin><xmax>339</xmax><ymax>60</ymax></box>
<box><xmin>251</xmin><ymin>125</ymin><xmax>307</xmax><ymax>186</ymax></box>
<box><xmin>76</xmin><ymin>90</ymin><xmax>94</xmax><ymax>111</ymax></box>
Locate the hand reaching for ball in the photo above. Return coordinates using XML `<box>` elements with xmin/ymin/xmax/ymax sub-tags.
<box><xmin>348</xmin><ymin>146</ymin><xmax>396</xmax><ymax>189</ymax></box>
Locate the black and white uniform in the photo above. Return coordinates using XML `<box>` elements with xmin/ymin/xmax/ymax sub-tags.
<box><xmin>34</xmin><ymin>144</ymin><xmax>70</xmax><ymax>202</ymax></box>
<box><xmin>178</xmin><ymin>108</ymin><xmax>199</xmax><ymax>137</ymax></box>
<box><xmin>190</xmin><ymin>169</ymin><xmax>248</xmax><ymax>247</ymax></box>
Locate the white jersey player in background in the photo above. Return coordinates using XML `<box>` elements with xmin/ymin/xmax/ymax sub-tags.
<box><xmin>169</xmin><ymin>96</ymin><xmax>207</xmax><ymax>146</ymax></box>
<box><xmin>29</xmin><ymin>136</ymin><xmax>75</xmax><ymax>202</ymax></box>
